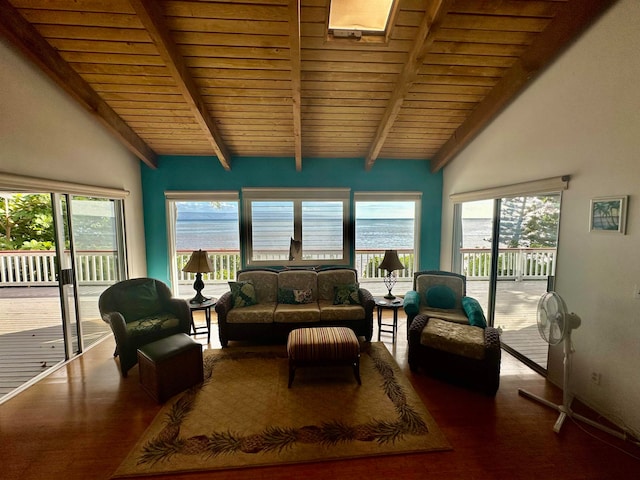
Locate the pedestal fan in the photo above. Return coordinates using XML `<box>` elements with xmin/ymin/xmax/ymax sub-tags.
<box><xmin>518</xmin><ymin>292</ymin><xmax>626</xmax><ymax>439</ymax></box>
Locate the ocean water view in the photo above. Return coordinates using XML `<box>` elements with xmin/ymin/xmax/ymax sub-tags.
<box><xmin>176</xmin><ymin>218</ymin><xmax>416</xmax><ymax>251</ymax></box>
<box><xmin>175</xmin><ymin>217</ymin><xmax>493</xmax><ymax>251</ymax></box>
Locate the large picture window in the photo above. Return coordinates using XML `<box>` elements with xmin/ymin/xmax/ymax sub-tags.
<box><xmin>166</xmin><ymin>191</ymin><xmax>240</xmax><ymax>299</ymax></box>
<box><xmin>243</xmin><ymin>188</ymin><xmax>349</xmax><ymax>266</ymax></box>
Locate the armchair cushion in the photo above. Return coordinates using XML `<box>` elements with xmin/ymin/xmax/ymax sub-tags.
<box><xmin>126</xmin><ymin>313</ymin><xmax>182</xmax><ymax>338</ymax></box>
<box><xmin>425</xmin><ymin>284</ymin><xmax>457</xmax><ymax>309</ymax></box>
<box><xmin>421</xmin><ymin>318</ymin><xmax>486</xmax><ymax>360</ymax></box>
<box><xmin>115</xmin><ymin>279</ymin><xmax>161</xmax><ymax>321</ymax></box>
<box><xmin>462</xmin><ymin>296</ymin><xmax>487</xmax><ymax>328</ymax></box>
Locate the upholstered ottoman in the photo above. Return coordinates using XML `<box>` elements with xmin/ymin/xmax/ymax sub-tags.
<box><xmin>286</xmin><ymin>326</ymin><xmax>361</xmax><ymax>387</ymax></box>
<box><xmin>137</xmin><ymin>333</ymin><xmax>204</xmax><ymax>403</ymax></box>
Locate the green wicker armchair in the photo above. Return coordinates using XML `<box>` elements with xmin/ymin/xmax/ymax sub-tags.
<box><xmin>98</xmin><ymin>278</ymin><xmax>190</xmax><ymax>377</ymax></box>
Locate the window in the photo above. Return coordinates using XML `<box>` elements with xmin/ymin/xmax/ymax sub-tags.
<box><xmin>327</xmin><ymin>0</ymin><xmax>398</xmax><ymax>43</ymax></box>
<box><xmin>354</xmin><ymin>192</ymin><xmax>421</xmax><ymax>286</ymax></box>
<box><xmin>166</xmin><ymin>191</ymin><xmax>240</xmax><ymax>299</ymax></box>
<box><xmin>243</xmin><ymin>188</ymin><xmax>350</xmax><ymax>266</ymax></box>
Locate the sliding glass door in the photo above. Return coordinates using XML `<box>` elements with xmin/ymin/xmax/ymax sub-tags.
<box><xmin>454</xmin><ymin>194</ymin><xmax>561</xmax><ymax>372</ymax></box>
<box><xmin>0</xmin><ymin>192</ymin><xmax>126</xmax><ymax>400</ymax></box>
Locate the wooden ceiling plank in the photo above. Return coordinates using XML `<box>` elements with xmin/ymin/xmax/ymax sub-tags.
<box><xmin>289</xmin><ymin>0</ymin><xmax>302</xmax><ymax>170</ymax></box>
<box><xmin>365</xmin><ymin>0</ymin><xmax>454</xmax><ymax>169</ymax></box>
<box><xmin>431</xmin><ymin>0</ymin><xmax>618</xmax><ymax>172</ymax></box>
<box><xmin>0</xmin><ymin>0</ymin><xmax>157</xmax><ymax>168</ymax></box>
<box><xmin>129</xmin><ymin>0</ymin><xmax>231</xmax><ymax>170</ymax></box>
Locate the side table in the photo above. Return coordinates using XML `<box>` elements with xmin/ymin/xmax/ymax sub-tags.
<box><xmin>375</xmin><ymin>297</ymin><xmax>403</xmax><ymax>343</ymax></box>
<box><xmin>188</xmin><ymin>298</ymin><xmax>216</xmax><ymax>343</ymax></box>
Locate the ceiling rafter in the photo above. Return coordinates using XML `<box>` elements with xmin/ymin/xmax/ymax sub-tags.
<box><xmin>430</xmin><ymin>0</ymin><xmax>619</xmax><ymax>172</ymax></box>
<box><xmin>0</xmin><ymin>0</ymin><xmax>157</xmax><ymax>169</ymax></box>
<box><xmin>364</xmin><ymin>0</ymin><xmax>453</xmax><ymax>170</ymax></box>
<box><xmin>289</xmin><ymin>0</ymin><xmax>302</xmax><ymax>171</ymax></box>
<box><xmin>129</xmin><ymin>0</ymin><xmax>232</xmax><ymax>170</ymax></box>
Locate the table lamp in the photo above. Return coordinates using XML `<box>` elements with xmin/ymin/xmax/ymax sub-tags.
<box><xmin>379</xmin><ymin>249</ymin><xmax>404</xmax><ymax>299</ymax></box>
<box><xmin>182</xmin><ymin>249</ymin><xmax>214</xmax><ymax>304</ymax></box>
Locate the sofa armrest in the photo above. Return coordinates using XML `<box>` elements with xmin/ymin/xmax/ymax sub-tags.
<box><xmin>214</xmin><ymin>291</ymin><xmax>233</xmax><ymax>323</ymax></box>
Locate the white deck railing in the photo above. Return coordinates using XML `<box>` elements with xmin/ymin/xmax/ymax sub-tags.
<box><xmin>462</xmin><ymin>247</ymin><xmax>556</xmax><ymax>280</ymax></box>
<box><xmin>0</xmin><ymin>248</ymin><xmax>556</xmax><ymax>287</ymax></box>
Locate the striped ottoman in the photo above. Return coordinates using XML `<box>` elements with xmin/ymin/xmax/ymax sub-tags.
<box><xmin>286</xmin><ymin>326</ymin><xmax>361</xmax><ymax>388</ymax></box>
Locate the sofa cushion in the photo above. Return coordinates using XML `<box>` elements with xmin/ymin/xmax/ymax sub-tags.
<box><xmin>319</xmin><ymin>300</ymin><xmax>365</xmax><ymax>321</ymax></box>
<box><xmin>237</xmin><ymin>270</ymin><xmax>278</xmax><ymax>303</ymax></box>
<box><xmin>416</xmin><ymin>274</ymin><xmax>464</xmax><ymax>309</ymax></box>
<box><xmin>229</xmin><ymin>281</ymin><xmax>257</xmax><ymax>308</ymax></box>
<box><xmin>317</xmin><ymin>269</ymin><xmax>357</xmax><ymax>301</ymax></box>
<box><xmin>425</xmin><ymin>284</ymin><xmax>457</xmax><ymax>309</ymax></box>
<box><xmin>227</xmin><ymin>303</ymin><xmax>276</xmax><ymax>324</ymax></box>
<box><xmin>278</xmin><ymin>270</ymin><xmax>318</xmax><ymax>302</ymax></box>
<box><xmin>274</xmin><ymin>303</ymin><xmax>320</xmax><ymax>323</ymax></box>
<box><xmin>333</xmin><ymin>283</ymin><xmax>361</xmax><ymax>305</ymax></box>
<box><xmin>420</xmin><ymin>317</ymin><xmax>486</xmax><ymax>360</ymax></box>
<box><xmin>462</xmin><ymin>296</ymin><xmax>487</xmax><ymax>328</ymax></box>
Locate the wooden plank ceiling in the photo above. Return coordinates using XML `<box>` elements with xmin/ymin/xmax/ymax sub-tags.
<box><xmin>0</xmin><ymin>0</ymin><xmax>616</xmax><ymax>171</ymax></box>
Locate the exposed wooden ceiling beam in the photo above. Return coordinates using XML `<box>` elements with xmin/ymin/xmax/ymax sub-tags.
<box><xmin>0</xmin><ymin>0</ymin><xmax>158</xmax><ymax>169</ymax></box>
<box><xmin>289</xmin><ymin>0</ymin><xmax>302</xmax><ymax>171</ymax></box>
<box><xmin>129</xmin><ymin>0</ymin><xmax>232</xmax><ymax>170</ymax></box>
<box><xmin>364</xmin><ymin>0</ymin><xmax>452</xmax><ymax>170</ymax></box>
<box><xmin>430</xmin><ymin>0</ymin><xmax>618</xmax><ymax>172</ymax></box>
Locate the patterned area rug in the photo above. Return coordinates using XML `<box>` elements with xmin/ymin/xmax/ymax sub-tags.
<box><xmin>112</xmin><ymin>342</ymin><xmax>450</xmax><ymax>478</ymax></box>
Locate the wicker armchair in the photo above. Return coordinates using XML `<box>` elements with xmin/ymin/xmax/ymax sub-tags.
<box><xmin>404</xmin><ymin>270</ymin><xmax>501</xmax><ymax>395</ymax></box>
<box><xmin>98</xmin><ymin>278</ymin><xmax>191</xmax><ymax>377</ymax></box>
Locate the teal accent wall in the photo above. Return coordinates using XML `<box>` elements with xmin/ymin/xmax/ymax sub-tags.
<box><xmin>141</xmin><ymin>156</ymin><xmax>442</xmax><ymax>286</ymax></box>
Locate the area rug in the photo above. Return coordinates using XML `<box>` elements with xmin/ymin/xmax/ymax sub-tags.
<box><xmin>112</xmin><ymin>342</ymin><xmax>450</xmax><ymax>478</ymax></box>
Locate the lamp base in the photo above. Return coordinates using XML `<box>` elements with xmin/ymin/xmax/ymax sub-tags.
<box><xmin>384</xmin><ymin>292</ymin><xmax>396</xmax><ymax>299</ymax></box>
<box><xmin>190</xmin><ymin>273</ymin><xmax>210</xmax><ymax>304</ymax></box>
<box><xmin>189</xmin><ymin>293</ymin><xmax>210</xmax><ymax>305</ymax></box>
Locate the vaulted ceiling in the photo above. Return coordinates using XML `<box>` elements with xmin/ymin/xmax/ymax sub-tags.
<box><xmin>0</xmin><ymin>0</ymin><xmax>616</xmax><ymax>172</ymax></box>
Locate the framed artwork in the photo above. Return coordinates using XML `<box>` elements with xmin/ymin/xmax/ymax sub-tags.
<box><xmin>589</xmin><ymin>196</ymin><xmax>628</xmax><ymax>234</ymax></box>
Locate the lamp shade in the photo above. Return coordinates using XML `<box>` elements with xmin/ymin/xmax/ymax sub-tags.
<box><xmin>182</xmin><ymin>249</ymin><xmax>214</xmax><ymax>273</ymax></box>
<box><xmin>379</xmin><ymin>250</ymin><xmax>403</xmax><ymax>272</ymax></box>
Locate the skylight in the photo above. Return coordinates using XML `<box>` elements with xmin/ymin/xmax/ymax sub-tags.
<box><xmin>328</xmin><ymin>0</ymin><xmax>396</xmax><ymax>41</ymax></box>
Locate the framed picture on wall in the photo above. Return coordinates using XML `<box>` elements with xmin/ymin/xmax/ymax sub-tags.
<box><xmin>589</xmin><ymin>196</ymin><xmax>628</xmax><ymax>234</ymax></box>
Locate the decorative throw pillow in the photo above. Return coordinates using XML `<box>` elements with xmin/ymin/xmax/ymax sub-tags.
<box><xmin>293</xmin><ymin>289</ymin><xmax>313</xmax><ymax>304</ymax></box>
<box><xmin>425</xmin><ymin>284</ymin><xmax>457</xmax><ymax>309</ymax></box>
<box><xmin>333</xmin><ymin>283</ymin><xmax>360</xmax><ymax>305</ymax></box>
<box><xmin>229</xmin><ymin>281</ymin><xmax>257</xmax><ymax>308</ymax></box>
<box><xmin>403</xmin><ymin>290</ymin><xmax>421</xmax><ymax>316</ymax></box>
<box><xmin>462</xmin><ymin>296</ymin><xmax>487</xmax><ymax>328</ymax></box>
<box><xmin>278</xmin><ymin>288</ymin><xmax>296</xmax><ymax>304</ymax></box>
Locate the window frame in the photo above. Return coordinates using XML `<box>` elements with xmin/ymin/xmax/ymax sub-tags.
<box><xmin>165</xmin><ymin>191</ymin><xmax>240</xmax><ymax>296</ymax></box>
<box><xmin>242</xmin><ymin>188</ymin><xmax>351</xmax><ymax>267</ymax></box>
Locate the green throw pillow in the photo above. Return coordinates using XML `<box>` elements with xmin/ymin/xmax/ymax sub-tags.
<box><xmin>278</xmin><ymin>288</ymin><xmax>296</xmax><ymax>304</ymax></box>
<box><xmin>229</xmin><ymin>281</ymin><xmax>257</xmax><ymax>308</ymax></box>
<box><xmin>116</xmin><ymin>279</ymin><xmax>160</xmax><ymax>321</ymax></box>
<box><xmin>403</xmin><ymin>290</ymin><xmax>420</xmax><ymax>316</ymax></box>
<box><xmin>462</xmin><ymin>296</ymin><xmax>487</xmax><ymax>328</ymax></box>
<box><xmin>333</xmin><ymin>283</ymin><xmax>360</xmax><ymax>305</ymax></box>
<box><xmin>278</xmin><ymin>288</ymin><xmax>313</xmax><ymax>304</ymax></box>
<box><xmin>425</xmin><ymin>284</ymin><xmax>457</xmax><ymax>309</ymax></box>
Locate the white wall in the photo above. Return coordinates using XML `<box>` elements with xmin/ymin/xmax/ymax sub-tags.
<box><xmin>441</xmin><ymin>0</ymin><xmax>640</xmax><ymax>435</ymax></box>
<box><xmin>0</xmin><ymin>40</ymin><xmax>147</xmax><ymax>277</ymax></box>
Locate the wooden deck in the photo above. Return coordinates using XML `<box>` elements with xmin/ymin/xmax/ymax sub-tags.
<box><xmin>0</xmin><ymin>279</ymin><xmax>548</xmax><ymax>401</ymax></box>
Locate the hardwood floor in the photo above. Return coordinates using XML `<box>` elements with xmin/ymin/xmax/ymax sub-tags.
<box><xmin>2</xmin><ymin>310</ymin><xmax>639</xmax><ymax>480</ymax></box>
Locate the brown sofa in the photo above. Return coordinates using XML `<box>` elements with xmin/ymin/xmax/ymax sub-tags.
<box><xmin>214</xmin><ymin>268</ymin><xmax>374</xmax><ymax>346</ymax></box>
